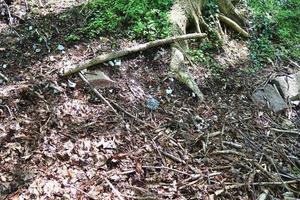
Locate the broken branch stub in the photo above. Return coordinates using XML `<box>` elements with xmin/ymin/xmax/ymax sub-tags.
<box><xmin>62</xmin><ymin>33</ymin><xmax>207</xmax><ymax>77</ymax></box>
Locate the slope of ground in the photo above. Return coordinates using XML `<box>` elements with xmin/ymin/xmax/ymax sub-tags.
<box><xmin>0</xmin><ymin>1</ymin><xmax>299</xmax><ymax>199</ymax></box>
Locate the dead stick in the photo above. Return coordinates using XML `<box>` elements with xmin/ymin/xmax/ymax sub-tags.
<box><xmin>3</xmin><ymin>1</ymin><xmax>13</xmax><ymax>24</ymax></box>
<box><xmin>270</xmin><ymin>128</ymin><xmax>300</xmax><ymax>136</ymax></box>
<box><xmin>104</xmin><ymin>178</ymin><xmax>125</xmax><ymax>200</ymax></box>
<box><xmin>215</xmin><ymin>180</ymin><xmax>300</xmax><ymax>196</ymax></box>
<box><xmin>62</xmin><ymin>33</ymin><xmax>207</xmax><ymax>76</ymax></box>
<box><xmin>79</xmin><ymin>72</ymin><xmax>119</xmax><ymax>115</ymax></box>
<box><xmin>110</xmin><ymin>101</ymin><xmax>155</xmax><ymax>129</ymax></box>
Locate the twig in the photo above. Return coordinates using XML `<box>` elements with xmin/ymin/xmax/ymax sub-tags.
<box><xmin>2</xmin><ymin>0</ymin><xmax>13</xmax><ymax>24</ymax></box>
<box><xmin>104</xmin><ymin>178</ymin><xmax>125</xmax><ymax>200</ymax></box>
<box><xmin>270</xmin><ymin>128</ymin><xmax>300</xmax><ymax>136</ymax></box>
<box><xmin>151</xmin><ymin>140</ymin><xmax>167</xmax><ymax>166</ymax></box>
<box><xmin>215</xmin><ymin>180</ymin><xmax>300</xmax><ymax>196</ymax></box>
<box><xmin>62</xmin><ymin>33</ymin><xmax>207</xmax><ymax>76</ymax></box>
<box><xmin>210</xmin><ymin>150</ymin><xmax>246</xmax><ymax>157</ymax></box>
<box><xmin>222</xmin><ymin>141</ymin><xmax>243</xmax><ymax>149</ymax></box>
<box><xmin>80</xmin><ymin>72</ymin><xmax>154</xmax><ymax>128</ymax></box>
<box><xmin>69</xmin><ymin>185</ymin><xmax>97</xmax><ymax>200</ymax></box>
<box><xmin>161</xmin><ymin>151</ymin><xmax>186</xmax><ymax>164</ymax></box>
<box><xmin>0</xmin><ymin>72</ymin><xmax>9</xmax><ymax>82</ymax></box>
<box><xmin>0</xmin><ymin>105</ymin><xmax>13</xmax><ymax>118</ymax></box>
<box><xmin>110</xmin><ymin>101</ymin><xmax>155</xmax><ymax>129</ymax></box>
<box><xmin>79</xmin><ymin>72</ymin><xmax>119</xmax><ymax>115</ymax></box>
<box><xmin>142</xmin><ymin>165</ymin><xmax>191</xmax><ymax>176</ymax></box>
<box><xmin>121</xmin><ymin>195</ymin><xmax>160</xmax><ymax>200</ymax></box>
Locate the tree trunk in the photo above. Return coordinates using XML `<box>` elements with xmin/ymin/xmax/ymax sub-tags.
<box><xmin>168</xmin><ymin>0</ymin><xmax>248</xmax><ymax>102</ymax></box>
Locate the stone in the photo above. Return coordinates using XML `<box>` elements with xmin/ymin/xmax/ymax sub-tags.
<box><xmin>272</xmin><ymin>72</ymin><xmax>300</xmax><ymax>101</ymax></box>
<box><xmin>57</xmin><ymin>44</ymin><xmax>65</xmax><ymax>51</ymax></box>
<box><xmin>85</xmin><ymin>70</ymin><xmax>114</xmax><ymax>88</ymax></box>
<box><xmin>252</xmin><ymin>84</ymin><xmax>288</xmax><ymax>112</ymax></box>
<box><xmin>146</xmin><ymin>96</ymin><xmax>160</xmax><ymax>111</ymax></box>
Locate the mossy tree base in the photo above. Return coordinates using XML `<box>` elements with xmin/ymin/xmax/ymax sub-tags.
<box><xmin>169</xmin><ymin>0</ymin><xmax>249</xmax><ymax>102</ymax></box>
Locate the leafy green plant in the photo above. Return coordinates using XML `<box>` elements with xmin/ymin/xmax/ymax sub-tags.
<box><xmin>65</xmin><ymin>34</ymin><xmax>80</xmax><ymax>42</ymax></box>
<box><xmin>188</xmin><ymin>47</ymin><xmax>227</xmax><ymax>81</ymax></box>
<box><xmin>248</xmin><ymin>0</ymin><xmax>300</xmax><ymax>69</ymax></box>
<box><xmin>82</xmin><ymin>0</ymin><xmax>172</xmax><ymax>40</ymax></box>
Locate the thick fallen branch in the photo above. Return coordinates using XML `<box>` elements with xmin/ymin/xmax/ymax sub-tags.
<box><xmin>62</xmin><ymin>33</ymin><xmax>207</xmax><ymax>76</ymax></box>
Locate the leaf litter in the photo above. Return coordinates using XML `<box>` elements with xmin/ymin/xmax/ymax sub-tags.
<box><xmin>0</xmin><ymin>1</ymin><xmax>299</xmax><ymax>200</ymax></box>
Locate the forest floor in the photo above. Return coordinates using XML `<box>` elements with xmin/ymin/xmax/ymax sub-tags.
<box><xmin>0</xmin><ymin>1</ymin><xmax>300</xmax><ymax>200</ymax></box>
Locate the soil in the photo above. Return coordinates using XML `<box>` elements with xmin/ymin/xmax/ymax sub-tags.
<box><xmin>1</xmin><ymin>1</ymin><xmax>299</xmax><ymax>200</ymax></box>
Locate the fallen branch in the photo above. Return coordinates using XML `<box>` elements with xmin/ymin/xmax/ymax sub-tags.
<box><xmin>62</xmin><ymin>33</ymin><xmax>207</xmax><ymax>76</ymax></box>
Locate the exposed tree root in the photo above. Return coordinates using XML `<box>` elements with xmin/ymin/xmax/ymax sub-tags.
<box><xmin>168</xmin><ymin>0</ymin><xmax>249</xmax><ymax>102</ymax></box>
<box><xmin>218</xmin><ymin>14</ymin><xmax>249</xmax><ymax>38</ymax></box>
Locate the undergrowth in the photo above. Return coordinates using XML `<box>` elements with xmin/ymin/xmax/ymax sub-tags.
<box><xmin>81</xmin><ymin>0</ymin><xmax>172</xmax><ymax>40</ymax></box>
<box><xmin>248</xmin><ymin>0</ymin><xmax>300</xmax><ymax>69</ymax></box>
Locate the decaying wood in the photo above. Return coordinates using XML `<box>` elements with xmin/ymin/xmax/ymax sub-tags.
<box><xmin>62</xmin><ymin>33</ymin><xmax>207</xmax><ymax>76</ymax></box>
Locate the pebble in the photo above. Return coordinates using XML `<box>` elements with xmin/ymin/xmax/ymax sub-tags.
<box><xmin>146</xmin><ymin>96</ymin><xmax>160</xmax><ymax>111</ymax></box>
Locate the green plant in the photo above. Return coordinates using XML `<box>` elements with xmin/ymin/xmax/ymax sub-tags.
<box><xmin>188</xmin><ymin>47</ymin><xmax>227</xmax><ymax>82</ymax></box>
<box><xmin>65</xmin><ymin>34</ymin><xmax>80</xmax><ymax>42</ymax></box>
<box><xmin>82</xmin><ymin>0</ymin><xmax>172</xmax><ymax>40</ymax></box>
<box><xmin>248</xmin><ymin>0</ymin><xmax>300</xmax><ymax>69</ymax></box>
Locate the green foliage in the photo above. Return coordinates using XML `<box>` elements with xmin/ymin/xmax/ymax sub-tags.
<box><xmin>82</xmin><ymin>0</ymin><xmax>172</xmax><ymax>40</ymax></box>
<box><xmin>248</xmin><ymin>0</ymin><xmax>300</xmax><ymax>68</ymax></box>
<box><xmin>65</xmin><ymin>34</ymin><xmax>80</xmax><ymax>42</ymax></box>
<box><xmin>188</xmin><ymin>41</ymin><xmax>227</xmax><ymax>81</ymax></box>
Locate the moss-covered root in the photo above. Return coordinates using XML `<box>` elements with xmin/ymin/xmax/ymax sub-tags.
<box><xmin>169</xmin><ymin>49</ymin><xmax>204</xmax><ymax>101</ymax></box>
<box><xmin>169</xmin><ymin>1</ymin><xmax>205</xmax><ymax>102</ymax></box>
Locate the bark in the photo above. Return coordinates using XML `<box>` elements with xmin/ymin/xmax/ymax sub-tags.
<box><xmin>168</xmin><ymin>0</ymin><xmax>249</xmax><ymax>102</ymax></box>
<box><xmin>62</xmin><ymin>33</ymin><xmax>206</xmax><ymax>76</ymax></box>
<box><xmin>218</xmin><ymin>14</ymin><xmax>249</xmax><ymax>38</ymax></box>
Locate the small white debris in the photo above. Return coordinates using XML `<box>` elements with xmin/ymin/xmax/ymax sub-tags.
<box><xmin>114</xmin><ymin>59</ymin><xmax>121</xmax><ymax>67</ymax></box>
<box><xmin>108</xmin><ymin>61</ymin><xmax>115</xmax><ymax>67</ymax></box>
<box><xmin>67</xmin><ymin>80</ymin><xmax>76</xmax><ymax>88</ymax></box>
<box><xmin>166</xmin><ymin>87</ymin><xmax>173</xmax><ymax>95</ymax></box>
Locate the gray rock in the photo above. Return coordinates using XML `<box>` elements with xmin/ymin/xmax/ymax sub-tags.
<box><xmin>146</xmin><ymin>96</ymin><xmax>160</xmax><ymax>111</ymax></box>
<box><xmin>85</xmin><ymin>70</ymin><xmax>114</xmax><ymax>88</ymax></box>
<box><xmin>252</xmin><ymin>84</ymin><xmax>288</xmax><ymax>112</ymax></box>
<box><xmin>272</xmin><ymin>72</ymin><xmax>300</xmax><ymax>101</ymax></box>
